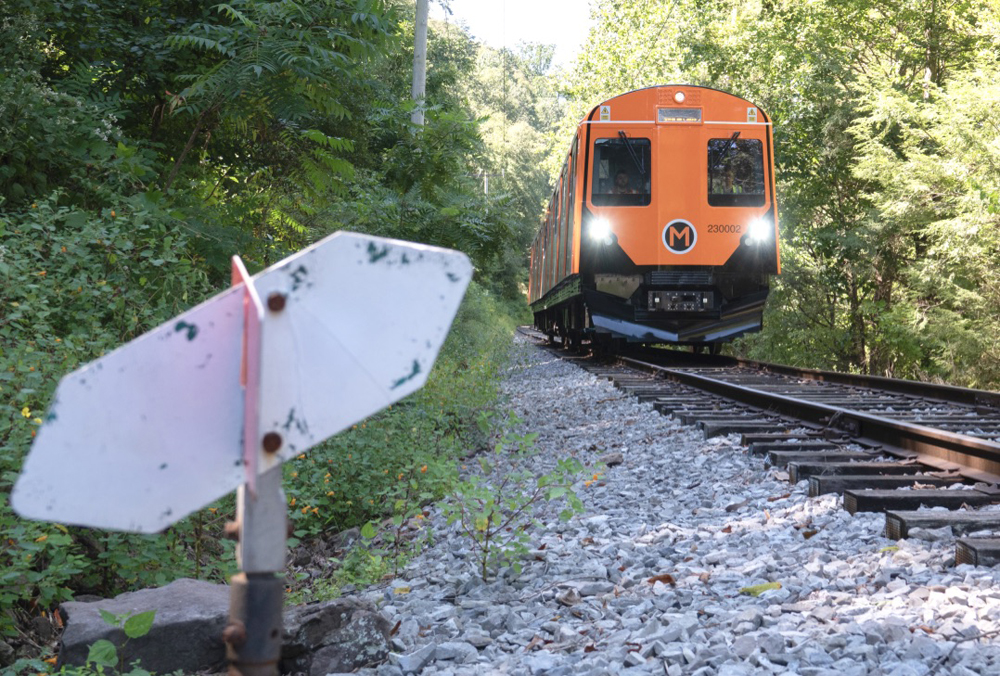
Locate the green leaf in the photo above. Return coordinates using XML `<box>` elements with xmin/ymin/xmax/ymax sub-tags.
<box><xmin>360</xmin><ymin>522</ymin><xmax>377</xmax><ymax>539</ymax></box>
<box><xmin>88</xmin><ymin>639</ymin><xmax>118</xmax><ymax>667</ymax></box>
<box><xmin>98</xmin><ymin>608</ymin><xmax>119</xmax><ymax>627</ymax></box>
<box><xmin>739</xmin><ymin>582</ymin><xmax>782</xmax><ymax>597</ymax></box>
<box><xmin>123</xmin><ymin>610</ymin><xmax>156</xmax><ymax>638</ymax></box>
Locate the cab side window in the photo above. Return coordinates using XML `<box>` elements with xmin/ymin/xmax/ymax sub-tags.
<box><xmin>707</xmin><ymin>138</ymin><xmax>765</xmax><ymax>207</ymax></box>
<box><xmin>592</xmin><ymin>137</ymin><xmax>651</xmax><ymax>207</ymax></box>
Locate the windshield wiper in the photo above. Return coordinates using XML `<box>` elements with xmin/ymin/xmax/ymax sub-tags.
<box><xmin>711</xmin><ymin>131</ymin><xmax>741</xmax><ymax>171</ymax></box>
<box><xmin>618</xmin><ymin>130</ymin><xmax>646</xmax><ymax>176</ymax></box>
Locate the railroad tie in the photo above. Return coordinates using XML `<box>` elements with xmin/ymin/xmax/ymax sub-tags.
<box><xmin>740</xmin><ymin>432</ymin><xmax>827</xmax><ymax>444</ymax></box>
<box><xmin>789</xmin><ymin>461</ymin><xmax>927</xmax><ymax>483</ymax></box>
<box><xmin>701</xmin><ymin>420</ymin><xmax>793</xmax><ymax>438</ymax></box>
<box><xmin>750</xmin><ymin>440</ymin><xmax>841</xmax><ymax>456</ymax></box>
<box><xmin>809</xmin><ymin>474</ymin><xmax>964</xmax><ymax>498</ymax></box>
<box><xmin>885</xmin><ymin>510</ymin><xmax>1000</xmax><ymax>539</ymax></box>
<box><xmin>955</xmin><ymin>538</ymin><xmax>1000</xmax><ymax>566</ymax></box>
<box><xmin>843</xmin><ymin>488</ymin><xmax>999</xmax><ymax>514</ymax></box>
<box><xmin>767</xmin><ymin>450</ymin><xmax>872</xmax><ymax>467</ymax></box>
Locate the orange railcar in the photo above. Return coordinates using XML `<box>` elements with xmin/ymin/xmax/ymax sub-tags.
<box><xmin>529</xmin><ymin>85</ymin><xmax>779</xmax><ymax>350</ymax></box>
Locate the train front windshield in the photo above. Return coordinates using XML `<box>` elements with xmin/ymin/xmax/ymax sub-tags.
<box><xmin>592</xmin><ymin>137</ymin><xmax>652</xmax><ymax>207</ymax></box>
<box><xmin>707</xmin><ymin>138</ymin><xmax>766</xmax><ymax>207</ymax></box>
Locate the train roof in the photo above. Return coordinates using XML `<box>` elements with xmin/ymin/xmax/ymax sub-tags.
<box><xmin>582</xmin><ymin>84</ymin><xmax>771</xmax><ymax>125</ymax></box>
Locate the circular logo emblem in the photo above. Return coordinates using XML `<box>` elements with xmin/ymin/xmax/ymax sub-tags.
<box><xmin>662</xmin><ymin>220</ymin><xmax>697</xmax><ymax>254</ymax></box>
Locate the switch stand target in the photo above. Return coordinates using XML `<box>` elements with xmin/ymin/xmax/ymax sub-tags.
<box><xmin>12</xmin><ymin>232</ymin><xmax>472</xmax><ymax>675</ymax></box>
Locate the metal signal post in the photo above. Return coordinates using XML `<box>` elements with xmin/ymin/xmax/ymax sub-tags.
<box><xmin>225</xmin><ymin>257</ymin><xmax>285</xmax><ymax>675</ymax></box>
<box><xmin>226</xmin><ymin>468</ymin><xmax>287</xmax><ymax>675</ymax></box>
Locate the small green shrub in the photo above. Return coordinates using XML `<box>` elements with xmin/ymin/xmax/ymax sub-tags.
<box><xmin>8</xmin><ymin>608</ymin><xmax>166</xmax><ymax>675</ymax></box>
<box><xmin>85</xmin><ymin>608</ymin><xmax>156</xmax><ymax>674</ymax></box>
<box><xmin>286</xmin><ymin>532</ymin><xmax>395</xmax><ymax>606</ymax></box>
<box><xmin>441</xmin><ymin>413</ymin><xmax>584</xmax><ymax>580</ymax></box>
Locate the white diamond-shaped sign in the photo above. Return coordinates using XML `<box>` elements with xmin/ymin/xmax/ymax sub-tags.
<box><xmin>12</xmin><ymin>232</ymin><xmax>471</xmax><ymax>533</ymax></box>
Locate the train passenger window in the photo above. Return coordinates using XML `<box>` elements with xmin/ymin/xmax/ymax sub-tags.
<box><xmin>707</xmin><ymin>138</ymin><xmax>765</xmax><ymax>207</ymax></box>
<box><xmin>592</xmin><ymin>137</ymin><xmax>651</xmax><ymax>207</ymax></box>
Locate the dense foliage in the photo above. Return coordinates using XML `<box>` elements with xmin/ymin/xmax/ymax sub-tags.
<box><xmin>0</xmin><ymin>0</ymin><xmax>559</xmax><ymax>653</ymax></box>
<box><xmin>10</xmin><ymin>0</ymin><xmax>996</xmax><ymax>662</ymax></box>
<box><xmin>563</xmin><ymin>0</ymin><xmax>1000</xmax><ymax>386</ymax></box>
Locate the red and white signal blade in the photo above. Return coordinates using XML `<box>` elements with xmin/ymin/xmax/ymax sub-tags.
<box><xmin>12</xmin><ymin>233</ymin><xmax>471</xmax><ymax>533</ymax></box>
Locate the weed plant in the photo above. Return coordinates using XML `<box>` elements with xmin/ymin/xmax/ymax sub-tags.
<box><xmin>441</xmin><ymin>413</ymin><xmax>585</xmax><ymax>580</ymax></box>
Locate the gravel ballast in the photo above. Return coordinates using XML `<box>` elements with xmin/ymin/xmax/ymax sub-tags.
<box><xmin>349</xmin><ymin>338</ymin><xmax>1000</xmax><ymax>676</ymax></box>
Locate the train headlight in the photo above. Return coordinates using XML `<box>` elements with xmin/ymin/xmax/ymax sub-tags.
<box><xmin>590</xmin><ymin>217</ymin><xmax>612</xmax><ymax>244</ymax></box>
<box><xmin>748</xmin><ymin>217</ymin><xmax>771</xmax><ymax>244</ymax></box>
<box><xmin>674</xmin><ymin>91</ymin><xmax>686</xmax><ymax>103</ymax></box>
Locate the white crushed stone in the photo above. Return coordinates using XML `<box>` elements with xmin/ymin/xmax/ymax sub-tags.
<box><xmin>355</xmin><ymin>337</ymin><xmax>1000</xmax><ymax>676</ymax></box>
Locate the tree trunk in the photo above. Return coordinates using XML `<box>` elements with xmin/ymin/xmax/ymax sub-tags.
<box><xmin>162</xmin><ymin>106</ymin><xmax>217</xmax><ymax>193</ymax></box>
<box><xmin>846</xmin><ymin>270</ymin><xmax>868</xmax><ymax>373</ymax></box>
<box><xmin>869</xmin><ymin>250</ymin><xmax>899</xmax><ymax>376</ymax></box>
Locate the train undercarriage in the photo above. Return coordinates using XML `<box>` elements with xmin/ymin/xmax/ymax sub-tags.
<box><xmin>531</xmin><ymin>268</ymin><xmax>769</xmax><ymax>353</ymax></box>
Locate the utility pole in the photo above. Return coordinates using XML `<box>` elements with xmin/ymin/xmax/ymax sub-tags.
<box><xmin>411</xmin><ymin>0</ymin><xmax>429</xmax><ymax>126</ymax></box>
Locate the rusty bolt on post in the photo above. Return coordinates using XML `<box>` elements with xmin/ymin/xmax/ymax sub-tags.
<box><xmin>266</xmin><ymin>292</ymin><xmax>286</xmax><ymax>313</ymax></box>
<box><xmin>223</xmin><ymin>520</ymin><xmax>240</xmax><ymax>541</ymax></box>
<box><xmin>262</xmin><ymin>432</ymin><xmax>282</xmax><ymax>454</ymax></box>
<box><xmin>222</xmin><ymin>620</ymin><xmax>247</xmax><ymax>648</ymax></box>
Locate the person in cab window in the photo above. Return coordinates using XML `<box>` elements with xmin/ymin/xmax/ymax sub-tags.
<box><xmin>711</xmin><ymin>165</ymin><xmax>732</xmax><ymax>194</ymax></box>
<box><xmin>732</xmin><ymin>158</ymin><xmax>752</xmax><ymax>194</ymax></box>
<box><xmin>613</xmin><ymin>170</ymin><xmax>637</xmax><ymax>195</ymax></box>
<box><xmin>713</xmin><ymin>164</ymin><xmax>743</xmax><ymax>195</ymax></box>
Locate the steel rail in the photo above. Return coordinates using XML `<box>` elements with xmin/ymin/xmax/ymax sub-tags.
<box><xmin>633</xmin><ymin>346</ymin><xmax>1000</xmax><ymax>410</ymax></box>
<box><xmin>619</xmin><ymin>355</ymin><xmax>1000</xmax><ymax>483</ymax></box>
<box><xmin>728</xmin><ymin>356</ymin><xmax>1000</xmax><ymax>411</ymax></box>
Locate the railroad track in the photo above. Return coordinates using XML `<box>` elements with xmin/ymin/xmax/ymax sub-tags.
<box><xmin>519</xmin><ymin>328</ymin><xmax>1000</xmax><ymax>567</ymax></box>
